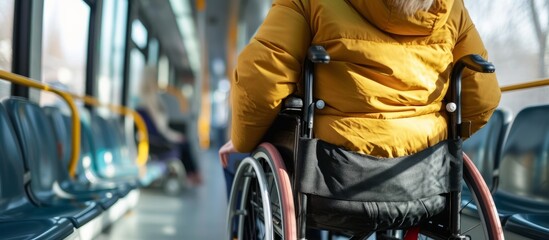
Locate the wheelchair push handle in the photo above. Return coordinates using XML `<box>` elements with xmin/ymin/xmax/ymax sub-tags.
<box><xmin>451</xmin><ymin>54</ymin><xmax>495</xmax><ymax>86</ymax></box>
<box><xmin>303</xmin><ymin>46</ymin><xmax>330</xmax><ymax>138</ymax></box>
<box><xmin>459</xmin><ymin>54</ymin><xmax>495</xmax><ymax>73</ymax></box>
<box><xmin>448</xmin><ymin>54</ymin><xmax>495</xmax><ymax>140</ymax></box>
<box><xmin>446</xmin><ymin>54</ymin><xmax>495</xmax><ymax>238</ymax></box>
<box><xmin>308</xmin><ymin>45</ymin><xmax>330</xmax><ymax>64</ymax></box>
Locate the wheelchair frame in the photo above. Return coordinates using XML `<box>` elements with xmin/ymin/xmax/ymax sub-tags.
<box><xmin>227</xmin><ymin>46</ymin><xmax>503</xmax><ymax>240</ymax></box>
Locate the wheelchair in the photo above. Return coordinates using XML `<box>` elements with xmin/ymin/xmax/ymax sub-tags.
<box><xmin>226</xmin><ymin>46</ymin><xmax>504</xmax><ymax>240</ymax></box>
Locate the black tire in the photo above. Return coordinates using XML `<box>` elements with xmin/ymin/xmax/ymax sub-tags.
<box><xmin>226</xmin><ymin>143</ymin><xmax>296</xmax><ymax>240</ymax></box>
<box><xmin>458</xmin><ymin>153</ymin><xmax>503</xmax><ymax>239</ymax></box>
<box><xmin>412</xmin><ymin>153</ymin><xmax>504</xmax><ymax>240</ymax></box>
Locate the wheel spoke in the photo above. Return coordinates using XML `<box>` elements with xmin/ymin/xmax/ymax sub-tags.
<box><xmin>260</xmin><ymin>158</ymin><xmax>285</xmax><ymax>238</ymax></box>
<box><xmin>462</xmin><ymin>223</ymin><xmax>482</xmax><ymax>235</ymax></box>
<box><xmin>460</xmin><ymin>198</ymin><xmax>474</xmax><ymax>213</ymax></box>
<box><xmin>228</xmin><ymin>148</ymin><xmax>295</xmax><ymax>240</ymax></box>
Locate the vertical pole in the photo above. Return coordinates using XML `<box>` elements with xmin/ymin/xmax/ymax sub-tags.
<box><xmin>303</xmin><ymin>60</ymin><xmax>314</xmax><ymax>138</ymax></box>
<box><xmin>85</xmin><ymin>0</ymin><xmax>103</xmax><ymax>108</ymax></box>
<box><xmin>196</xmin><ymin>0</ymin><xmax>211</xmax><ymax>149</ymax></box>
<box><xmin>448</xmin><ymin>62</ymin><xmax>465</xmax><ymax>239</ymax></box>
<box><xmin>121</xmin><ymin>0</ymin><xmax>134</xmax><ymax>107</ymax></box>
<box><xmin>297</xmin><ymin>46</ymin><xmax>329</xmax><ymax>239</ymax></box>
<box><xmin>11</xmin><ymin>0</ymin><xmax>33</xmax><ymax>98</ymax></box>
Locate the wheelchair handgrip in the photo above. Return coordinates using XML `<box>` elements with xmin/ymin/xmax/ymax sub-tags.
<box><xmin>307</xmin><ymin>46</ymin><xmax>330</xmax><ymax>63</ymax></box>
<box><xmin>448</xmin><ymin>54</ymin><xmax>495</xmax><ymax>140</ymax></box>
<box><xmin>284</xmin><ymin>96</ymin><xmax>304</xmax><ymax>109</ymax></box>
<box><xmin>459</xmin><ymin>54</ymin><xmax>495</xmax><ymax>73</ymax></box>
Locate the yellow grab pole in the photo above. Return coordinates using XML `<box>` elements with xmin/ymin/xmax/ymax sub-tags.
<box><xmin>196</xmin><ymin>0</ymin><xmax>206</xmax><ymax>11</ymax></box>
<box><xmin>0</xmin><ymin>70</ymin><xmax>149</xmax><ymax>177</ymax></box>
<box><xmin>500</xmin><ymin>79</ymin><xmax>549</xmax><ymax>92</ymax></box>
<box><xmin>72</xmin><ymin>95</ymin><xmax>149</xmax><ymax>168</ymax></box>
<box><xmin>57</xmin><ymin>91</ymin><xmax>80</xmax><ymax>178</ymax></box>
<box><xmin>0</xmin><ymin>70</ymin><xmax>81</xmax><ymax>178</ymax></box>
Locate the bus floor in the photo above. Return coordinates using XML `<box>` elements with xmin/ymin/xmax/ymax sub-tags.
<box><xmin>96</xmin><ymin>149</ymin><xmax>227</xmax><ymax>240</ymax></box>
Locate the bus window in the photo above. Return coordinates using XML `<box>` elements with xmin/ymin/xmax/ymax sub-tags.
<box><xmin>128</xmin><ymin>48</ymin><xmax>145</xmax><ymax>108</ymax></box>
<box><xmin>132</xmin><ymin>19</ymin><xmax>148</xmax><ymax>50</ymax></box>
<box><xmin>158</xmin><ymin>55</ymin><xmax>170</xmax><ymax>89</ymax></box>
<box><xmin>148</xmin><ymin>38</ymin><xmax>159</xmax><ymax>67</ymax></box>
<box><xmin>41</xmin><ymin>0</ymin><xmax>90</xmax><ymax>105</ymax></box>
<box><xmin>0</xmin><ymin>0</ymin><xmax>14</xmax><ymax>98</ymax></box>
<box><xmin>98</xmin><ymin>0</ymin><xmax>127</xmax><ymax>113</ymax></box>
<box><xmin>465</xmin><ymin>0</ymin><xmax>549</xmax><ymax>113</ymax></box>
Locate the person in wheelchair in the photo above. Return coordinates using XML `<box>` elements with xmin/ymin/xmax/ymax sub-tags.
<box><xmin>219</xmin><ymin>0</ymin><xmax>501</xmax><ymax>180</ymax></box>
<box><xmin>220</xmin><ymin>0</ymin><xmax>501</xmax><ymax>238</ymax></box>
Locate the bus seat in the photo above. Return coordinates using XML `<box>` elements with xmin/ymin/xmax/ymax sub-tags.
<box><xmin>0</xmin><ymin>219</ymin><xmax>75</xmax><ymax>240</ymax></box>
<box><xmin>106</xmin><ymin>117</ymin><xmax>141</xmax><ymax>176</ymax></box>
<box><xmin>2</xmin><ymin>97</ymin><xmax>103</xmax><ymax>228</ymax></box>
<box><xmin>103</xmin><ymin>116</ymin><xmax>163</xmax><ymax>188</ymax></box>
<box><xmin>53</xmin><ymin>107</ymin><xmax>135</xmax><ymax>198</ymax></box>
<box><xmin>42</xmin><ymin>106</ymin><xmax>121</xmax><ymax>210</ymax></box>
<box><xmin>77</xmin><ymin>110</ymin><xmax>135</xmax><ymax>197</ymax></box>
<box><xmin>77</xmin><ymin>112</ymin><xmax>138</xmax><ymax>220</ymax></box>
<box><xmin>504</xmin><ymin>214</ymin><xmax>549</xmax><ymax>239</ymax></box>
<box><xmin>87</xmin><ymin>113</ymin><xmax>142</xmax><ymax>209</ymax></box>
<box><xmin>0</xmin><ymin>103</ymin><xmax>75</xmax><ymax>239</ymax></box>
<box><xmin>460</xmin><ymin>109</ymin><xmax>511</xmax><ymax>222</ymax></box>
<box><xmin>89</xmin><ymin>113</ymin><xmax>140</xmax><ymax>182</ymax></box>
<box><xmin>496</xmin><ymin>105</ymin><xmax>549</xmax><ymax>213</ymax></box>
<box><xmin>461</xmin><ymin>105</ymin><xmax>549</xmax><ymax>233</ymax></box>
<box><xmin>463</xmin><ymin>108</ymin><xmax>511</xmax><ymax>191</ymax></box>
<box><xmin>493</xmin><ymin>105</ymin><xmax>549</xmax><ymax>234</ymax></box>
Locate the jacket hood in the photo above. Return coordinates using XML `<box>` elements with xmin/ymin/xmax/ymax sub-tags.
<box><xmin>347</xmin><ymin>0</ymin><xmax>454</xmax><ymax>36</ymax></box>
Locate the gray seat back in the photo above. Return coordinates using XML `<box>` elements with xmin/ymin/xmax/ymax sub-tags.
<box><xmin>3</xmin><ymin>98</ymin><xmax>60</xmax><ymax>203</ymax></box>
<box><xmin>0</xmin><ymin>104</ymin><xmax>29</xmax><ymax>212</ymax></box>
<box><xmin>463</xmin><ymin>109</ymin><xmax>511</xmax><ymax>188</ymax></box>
<box><xmin>499</xmin><ymin>105</ymin><xmax>549</xmax><ymax>203</ymax></box>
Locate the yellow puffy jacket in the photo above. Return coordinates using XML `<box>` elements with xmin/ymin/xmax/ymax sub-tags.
<box><xmin>231</xmin><ymin>0</ymin><xmax>501</xmax><ymax>157</ymax></box>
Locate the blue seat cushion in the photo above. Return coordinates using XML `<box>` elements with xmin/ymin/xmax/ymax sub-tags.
<box><xmin>493</xmin><ymin>191</ymin><xmax>549</xmax><ymax>216</ymax></box>
<box><xmin>460</xmin><ymin>199</ymin><xmax>514</xmax><ymax>224</ymax></box>
<box><xmin>461</xmin><ymin>190</ymin><xmax>549</xmax><ymax>225</ymax></box>
<box><xmin>56</xmin><ymin>181</ymin><xmax>120</xmax><ymax>210</ymax></box>
<box><xmin>0</xmin><ymin>218</ymin><xmax>74</xmax><ymax>240</ymax></box>
<box><xmin>0</xmin><ymin>201</ymin><xmax>102</xmax><ymax>228</ymax></box>
<box><xmin>505</xmin><ymin>214</ymin><xmax>549</xmax><ymax>239</ymax></box>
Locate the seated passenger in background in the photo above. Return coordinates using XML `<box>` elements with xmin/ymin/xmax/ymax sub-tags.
<box><xmin>158</xmin><ymin>85</ymin><xmax>191</xmax><ymax>136</ymax></box>
<box><xmin>138</xmin><ymin>66</ymin><xmax>202</xmax><ymax>186</ymax></box>
<box><xmin>220</xmin><ymin>0</ymin><xmax>500</xmax><ymax>172</ymax></box>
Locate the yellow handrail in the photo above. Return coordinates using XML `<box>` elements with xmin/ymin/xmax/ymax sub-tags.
<box><xmin>0</xmin><ymin>70</ymin><xmax>81</xmax><ymax>178</ymax></box>
<box><xmin>501</xmin><ymin>78</ymin><xmax>549</xmax><ymax>92</ymax></box>
<box><xmin>72</xmin><ymin>95</ymin><xmax>149</xmax><ymax>169</ymax></box>
<box><xmin>0</xmin><ymin>70</ymin><xmax>149</xmax><ymax>178</ymax></box>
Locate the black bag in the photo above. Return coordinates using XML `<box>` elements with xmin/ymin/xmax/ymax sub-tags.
<box><xmin>297</xmin><ymin>138</ymin><xmax>452</xmax><ymax>234</ymax></box>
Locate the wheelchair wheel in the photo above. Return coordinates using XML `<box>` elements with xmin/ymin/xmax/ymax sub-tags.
<box><xmin>411</xmin><ymin>153</ymin><xmax>503</xmax><ymax>240</ymax></box>
<box><xmin>457</xmin><ymin>153</ymin><xmax>502</xmax><ymax>239</ymax></box>
<box><xmin>226</xmin><ymin>143</ymin><xmax>296</xmax><ymax>240</ymax></box>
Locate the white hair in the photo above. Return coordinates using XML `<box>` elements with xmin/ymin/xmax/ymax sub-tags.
<box><xmin>388</xmin><ymin>0</ymin><xmax>435</xmax><ymax>15</ymax></box>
